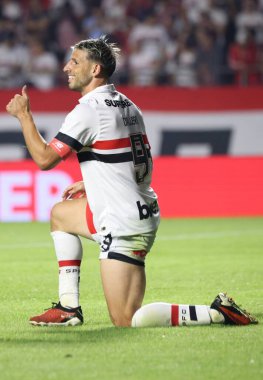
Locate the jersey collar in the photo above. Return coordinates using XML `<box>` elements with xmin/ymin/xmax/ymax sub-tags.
<box><xmin>79</xmin><ymin>84</ymin><xmax>116</xmax><ymax>103</ymax></box>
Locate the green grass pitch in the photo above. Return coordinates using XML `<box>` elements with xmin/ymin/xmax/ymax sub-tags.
<box><xmin>1</xmin><ymin>218</ymin><xmax>262</xmax><ymax>380</ymax></box>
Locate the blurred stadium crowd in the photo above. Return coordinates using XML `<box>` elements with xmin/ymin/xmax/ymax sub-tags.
<box><xmin>0</xmin><ymin>0</ymin><xmax>263</xmax><ymax>89</ymax></box>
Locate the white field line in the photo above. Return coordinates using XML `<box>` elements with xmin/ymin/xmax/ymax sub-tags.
<box><xmin>0</xmin><ymin>229</ymin><xmax>262</xmax><ymax>251</ymax></box>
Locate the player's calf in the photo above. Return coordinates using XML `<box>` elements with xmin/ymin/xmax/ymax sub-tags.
<box><xmin>132</xmin><ymin>293</ymin><xmax>258</xmax><ymax>327</ymax></box>
<box><xmin>132</xmin><ymin>302</ymin><xmax>211</xmax><ymax>327</ymax></box>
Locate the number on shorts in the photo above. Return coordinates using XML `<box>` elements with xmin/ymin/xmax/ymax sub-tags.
<box><xmin>130</xmin><ymin>133</ymin><xmax>152</xmax><ymax>183</ymax></box>
<box><xmin>101</xmin><ymin>233</ymin><xmax>112</xmax><ymax>252</ymax></box>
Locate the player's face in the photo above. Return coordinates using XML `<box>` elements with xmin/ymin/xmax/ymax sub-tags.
<box><xmin>63</xmin><ymin>49</ymin><xmax>95</xmax><ymax>93</ymax></box>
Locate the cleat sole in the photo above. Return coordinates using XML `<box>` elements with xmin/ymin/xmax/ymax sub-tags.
<box><xmin>29</xmin><ymin>317</ymin><xmax>83</xmax><ymax>327</ymax></box>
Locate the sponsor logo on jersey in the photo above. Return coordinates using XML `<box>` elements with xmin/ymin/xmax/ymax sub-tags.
<box><xmin>105</xmin><ymin>99</ymin><xmax>132</xmax><ymax>108</ymax></box>
<box><xmin>137</xmin><ymin>200</ymin><xmax>159</xmax><ymax>220</ymax></box>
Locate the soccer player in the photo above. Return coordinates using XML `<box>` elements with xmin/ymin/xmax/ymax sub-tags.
<box><xmin>6</xmin><ymin>37</ymin><xmax>257</xmax><ymax>328</ymax></box>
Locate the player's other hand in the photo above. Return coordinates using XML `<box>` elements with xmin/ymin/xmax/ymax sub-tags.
<box><xmin>6</xmin><ymin>85</ymin><xmax>30</xmax><ymax>119</ymax></box>
<box><xmin>62</xmin><ymin>181</ymin><xmax>86</xmax><ymax>201</ymax></box>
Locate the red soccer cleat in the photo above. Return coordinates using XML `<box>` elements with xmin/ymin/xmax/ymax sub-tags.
<box><xmin>210</xmin><ymin>293</ymin><xmax>258</xmax><ymax>325</ymax></box>
<box><xmin>29</xmin><ymin>302</ymin><xmax>83</xmax><ymax>326</ymax></box>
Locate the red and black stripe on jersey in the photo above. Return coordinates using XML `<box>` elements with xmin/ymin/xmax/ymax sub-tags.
<box><xmin>78</xmin><ymin>151</ymin><xmax>134</xmax><ymax>163</ymax></box>
<box><xmin>54</xmin><ymin>132</ymin><xmax>151</xmax><ymax>164</ymax></box>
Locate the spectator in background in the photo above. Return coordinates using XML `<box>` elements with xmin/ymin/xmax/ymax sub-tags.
<box><xmin>25</xmin><ymin>38</ymin><xmax>59</xmax><ymax>90</ymax></box>
<box><xmin>126</xmin><ymin>0</ymin><xmax>155</xmax><ymax>21</ymax></box>
<box><xmin>182</xmin><ymin>0</ymin><xmax>210</xmax><ymax>24</ymax></box>
<box><xmin>55</xmin><ymin>3</ymin><xmax>82</xmax><ymax>46</ymax></box>
<box><xmin>49</xmin><ymin>0</ymin><xmax>83</xmax><ymax>86</ymax></box>
<box><xmin>48</xmin><ymin>0</ymin><xmax>86</xmax><ymax>17</ymax></box>
<box><xmin>100</xmin><ymin>0</ymin><xmax>130</xmax><ymax>53</ymax></box>
<box><xmin>228</xmin><ymin>28</ymin><xmax>261</xmax><ymax>86</ymax></box>
<box><xmin>23</xmin><ymin>0</ymin><xmax>50</xmax><ymax>44</ymax></box>
<box><xmin>236</xmin><ymin>0</ymin><xmax>263</xmax><ymax>44</ymax></box>
<box><xmin>1</xmin><ymin>0</ymin><xmax>22</xmax><ymax>21</ymax></box>
<box><xmin>0</xmin><ymin>31</ymin><xmax>29</xmax><ymax>88</ymax></box>
<box><xmin>101</xmin><ymin>0</ymin><xmax>127</xmax><ymax>21</ymax></box>
<box><xmin>195</xmin><ymin>27</ymin><xmax>218</xmax><ymax>85</ymax></box>
<box><xmin>128</xmin><ymin>13</ymin><xmax>169</xmax><ymax>56</ymax></box>
<box><xmin>0</xmin><ymin>12</ymin><xmax>17</xmax><ymax>37</ymax></box>
<box><xmin>168</xmin><ymin>1</ymin><xmax>192</xmax><ymax>38</ymax></box>
<box><xmin>166</xmin><ymin>33</ymin><xmax>198</xmax><ymax>87</ymax></box>
<box><xmin>82</xmin><ymin>7</ymin><xmax>106</xmax><ymax>39</ymax></box>
<box><xmin>207</xmin><ymin>1</ymin><xmax>233</xmax><ymax>84</ymax></box>
<box><xmin>0</xmin><ymin>0</ymin><xmax>262</xmax><ymax>88</ymax></box>
<box><xmin>128</xmin><ymin>39</ymin><xmax>162</xmax><ymax>86</ymax></box>
<box><xmin>128</xmin><ymin>13</ymin><xmax>168</xmax><ymax>85</ymax></box>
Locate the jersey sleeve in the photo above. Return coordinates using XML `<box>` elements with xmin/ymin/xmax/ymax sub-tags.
<box><xmin>53</xmin><ymin>103</ymin><xmax>98</xmax><ymax>153</ymax></box>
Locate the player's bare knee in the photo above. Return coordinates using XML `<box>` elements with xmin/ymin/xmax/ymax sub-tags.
<box><xmin>50</xmin><ymin>201</ymin><xmax>65</xmax><ymax>230</ymax></box>
<box><xmin>111</xmin><ymin>315</ymin><xmax>131</xmax><ymax>327</ymax></box>
<box><xmin>109</xmin><ymin>309</ymin><xmax>134</xmax><ymax>327</ymax></box>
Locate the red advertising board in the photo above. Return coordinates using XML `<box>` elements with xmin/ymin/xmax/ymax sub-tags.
<box><xmin>0</xmin><ymin>156</ymin><xmax>262</xmax><ymax>221</ymax></box>
<box><xmin>152</xmin><ymin>156</ymin><xmax>263</xmax><ymax>217</ymax></box>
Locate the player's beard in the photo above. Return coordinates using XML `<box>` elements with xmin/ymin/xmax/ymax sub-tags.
<box><xmin>68</xmin><ymin>73</ymin><xmax>93</xmax><ymax>92</ymax></box>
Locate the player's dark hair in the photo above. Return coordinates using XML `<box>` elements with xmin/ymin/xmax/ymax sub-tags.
<box><xmin>73</xmin><ymin>36</ymin><xmax>120</xmax><ymax>78</ymax></box>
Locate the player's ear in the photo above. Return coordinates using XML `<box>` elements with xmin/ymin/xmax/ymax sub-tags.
<box><xmin>93</xmin><ymin>63</ymin><xmax>103</xmax><ymax>76</ymax></box>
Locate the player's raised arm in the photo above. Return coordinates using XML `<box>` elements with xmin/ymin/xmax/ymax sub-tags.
<box><xmin>6</xmin><ymin>85</ymin><xmax>62</xmax><ymax>170</ymax></box>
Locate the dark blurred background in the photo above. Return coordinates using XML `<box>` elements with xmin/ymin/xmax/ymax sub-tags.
<box><xmin>0</xmin><ymin>0</ymin><xmax>262</xmax><ymax>90</ymax></box>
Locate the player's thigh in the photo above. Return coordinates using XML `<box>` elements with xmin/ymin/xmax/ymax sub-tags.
<box><xmin>50</xmin><ymin>198</ymin><xmax>92</xmax><ymax>239</ymax></box>
<box><xmin>100</xmin><ymin>259</ymin><xmax>146</xmax><ymax>327</ymax></box>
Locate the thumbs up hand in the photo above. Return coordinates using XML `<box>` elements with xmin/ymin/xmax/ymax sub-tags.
<box><xmin>6</xmin><ymin>85</ymin><xmax>31</xmax><ymax>119</ymax></box>
<box><xmin>22</xmin><ymin>85</ymin><xmax>29</xmax><ymax>100</ymax></box>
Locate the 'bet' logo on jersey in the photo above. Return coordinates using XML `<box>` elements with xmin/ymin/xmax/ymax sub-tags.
<box><xmin>137</xmin><ymin>200</ymin><xmax>159</xmax><ymax>220</ymax></box>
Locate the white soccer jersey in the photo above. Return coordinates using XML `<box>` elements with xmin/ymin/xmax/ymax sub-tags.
<box><xmin>51</xmin><ymin>84</ymin><xmax>160</xmax><ymax>237</ymax></box>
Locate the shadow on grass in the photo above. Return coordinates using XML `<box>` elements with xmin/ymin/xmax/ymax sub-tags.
<box><xmin>1</xmin><ymin>321</ymin><xmax>260</xmax><ymax>346</ymax></box>
<box><xmin>1</xmin><ymin>326</ymin><xmax>155</xmax><ymax>344</ymax></box>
